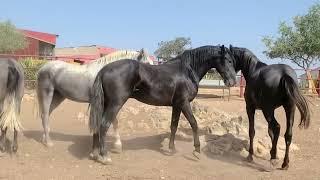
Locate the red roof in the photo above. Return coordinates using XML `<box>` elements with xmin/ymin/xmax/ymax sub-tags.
<box><xmin>97</xmin><ymin>46</ymin><xmax>117</xmax><ymax>55</ymax></box>
<box><xmin>19</xmin><ymin>29</ymin><xmax>58</xmax><ymax>45</ymax></box>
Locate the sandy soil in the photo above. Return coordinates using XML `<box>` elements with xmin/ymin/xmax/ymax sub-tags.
<box><xmin>0</xmin><ymin>88</ymin><xmax>319</xmax><ymax>180</ymax></box>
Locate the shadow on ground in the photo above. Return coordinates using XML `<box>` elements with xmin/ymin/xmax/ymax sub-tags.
<box><xmin>23</xmin><ymin>130</ymin><xmax>273</xmax><ymax>172</ymax></box>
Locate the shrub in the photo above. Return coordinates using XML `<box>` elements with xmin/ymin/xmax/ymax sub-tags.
<box><xmin>19</xmin><ymin>58</ymin><xmax>48</xmax><ymax>89</ymax></box>
<box><xmin>19</xmin><ymin>58</ymin><xmax>47</xmax><ymax>80</ymax></box>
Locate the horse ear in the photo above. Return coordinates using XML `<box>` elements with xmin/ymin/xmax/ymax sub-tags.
<box><xmin>229</xmin><ymin>44</ymin><xmax>233</xmax><ymax>53</ymax></box>
<box><xmin>221</xmin><ymin>45</ymin><xmax>225</xmax><ymax>55</ymax></box>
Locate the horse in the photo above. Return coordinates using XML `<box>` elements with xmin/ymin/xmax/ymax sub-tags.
<box><xmin>36</xmin><ymin>49</ymin><xmax>153</xmax><ymax>150</ymax></box>
<box><xmin>0</xmin><ymin>58</ymin><xmax>24</xmax><ymax>154</ymax></box>
<box><xmin>89</xmin><ymin>45</ymin><xmax>237</xmax><ymax>164</ymax></box>
<box><xmin>229</xmin><ymin>45</ymin><xmax>311</xmax><ymax>170</ymax></box>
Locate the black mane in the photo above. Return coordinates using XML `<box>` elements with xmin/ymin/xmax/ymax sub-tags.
<box><xmin>231</xmin><ymin>47</ymin><xmax>266</xmax><ymax>76</ymax></box>
<box><xmin>166</xmin><ymin>45</ymin><xmax>224</xmax><ymax>84</ymax></box>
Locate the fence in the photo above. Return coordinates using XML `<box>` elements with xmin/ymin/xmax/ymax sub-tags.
<box><xmin>1</xmin><ymin>54</ymin><xmax>320</xmax><ymax>98</ymax></box>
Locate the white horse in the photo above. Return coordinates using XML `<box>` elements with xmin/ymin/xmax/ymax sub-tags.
<box><xmin>35</xmin><ymin>49</ymin><xmax>153</xmax><ymax>151</ymax></box>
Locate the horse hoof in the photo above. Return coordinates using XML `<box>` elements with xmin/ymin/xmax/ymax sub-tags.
<box><xmin>42</xmin><ymin>136</ymin><xmax>54</xmax><ymax>147</ymax></box>
<box><xmin>246</xmin><ymin>155</ymin><xmax>253</xmax><ymax>162</ymax></box>
<box><xmin>12</xmin><ymin>146</ymin><xmax>18</xmax><ymax>153</ymax></box>
<box><xmin>97</xmin><ymin>155</ymin><xmax>112</xmax><ymax>165</ymax></box>
<box><xmin>269</xmin><ymin>159</ymin><xmax>279</xmax><ymax>170</ymax></box>
<box><xmin>281</xmin><ymin>163</ymin><xmax>289</xmax><ymax>170</ymax></box>
<box><xmin>192</xmin><ymin>150</ymin><xmax>201</xmax><ymax>160</ymax></box>
<box><xmin>112</xmin><ymin>143</ymin><xmax>122</xmax><ymax>154</ymax></box>
<box><xmin>89</xmin><ymin>152</ymin><xmax>98</xmax><ymax>160</ymax></box>
<box><xmin>168</xmin><ymin>148</ymin><xmax>177</xmax><ymax>155</ymax></box>
<box><xmin>44</xmin><ymin>141</ymin><xmax>54</xmax><ymax>147</ymax></box>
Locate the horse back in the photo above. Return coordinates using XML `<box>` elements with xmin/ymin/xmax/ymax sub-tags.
<box><xmin>246</xmin><ymin>64</ymin><xmax>298</xmax><ymax>108</ymax></box>
<box><xmin>259</xmin><ymin>64</ymin><xmax>297</xmax><ymax>87</ymax></box>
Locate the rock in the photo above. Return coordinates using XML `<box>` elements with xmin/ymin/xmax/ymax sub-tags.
<box><xmin>240</xmin><ymin>149</ymin><xmax>249</xmax><ymax>158</ymax></box>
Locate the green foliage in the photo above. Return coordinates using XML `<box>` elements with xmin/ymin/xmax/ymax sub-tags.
<box><xmin>203</xmin><ymin>69</ymin><xmax>222</xmax><ymax>80</ymax></box>
<box><xmin>0</xmin><ymin>21</ymin><xmax>26</xmax><ymax>53</ymax></box>
<box><xmin>19</xmin><ymin>58</ymin><xmax>48</xmax><ymax>80</ymax></box>
<box><xmin>262</xmin><ymin>3</ymin><xmax>320</xmax><ymax>70</ymax></box>
<box><xmin>154</xmin><ymin>37</ymin><xmax>192</xmax><ymax>61</ymax></box>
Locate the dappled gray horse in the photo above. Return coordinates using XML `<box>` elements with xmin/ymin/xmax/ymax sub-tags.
<box><xmin>36</xmin><ymin>49</ymin><xmax>153</xmax><ymax>150</ymax></box>
<box><xmin>0</xmin><ymin>58</ymin><xmax>24</xmax><ymax>153</ymax></box>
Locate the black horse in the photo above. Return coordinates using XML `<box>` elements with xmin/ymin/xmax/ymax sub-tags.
<box><xmin>89</xmin><ymin>45</ymin><xmax>237</xmax><ymax>164</ymax></box>
<box><xmin>229</xmin><ymin>46</ymin><xmax>310</xmax><ymax>170</ymax></box>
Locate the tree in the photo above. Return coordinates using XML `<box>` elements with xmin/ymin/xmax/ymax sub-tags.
<box><xmin>0</xmin><ymin>21</ymin><xmax>26</xmax><ymax>53</ymax></box>
<box><xmin>154</xmin><ymin>37</ymin><xmax>192</xmax><ymax>62</ymax></box>
<box><xmin>262</xmin><ymin>3</ymin><xmax>320</xmax><ymax>70</ymax></box>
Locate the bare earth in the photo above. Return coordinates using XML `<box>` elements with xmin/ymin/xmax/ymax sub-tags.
<box><xmin>0</xmin><ymin>88</ymin><xmax>319</xmax><ymax>180</ymax></box>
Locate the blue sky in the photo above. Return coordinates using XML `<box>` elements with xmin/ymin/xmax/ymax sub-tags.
<box><xmin>0</xmin><ymin>0</ymin><xmax>318</xmax><ymax>68</ymax></box>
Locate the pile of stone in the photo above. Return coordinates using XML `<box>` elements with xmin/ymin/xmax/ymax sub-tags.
<box><xmin>76</xmin><ymin>100</ymin><xmax>299</xmax><ymax>160</ymax></box>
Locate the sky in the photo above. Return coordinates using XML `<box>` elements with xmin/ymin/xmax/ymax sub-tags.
<box><xmin>0</xmin><ymin>0</ymin><xmax>318</xmax><ymax>69</ymax></box>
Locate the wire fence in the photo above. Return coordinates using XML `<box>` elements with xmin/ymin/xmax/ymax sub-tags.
<box><xmin>1</xmin><ymin>54</ymin><xmax>319</xmax><ymax>97</ymax></box>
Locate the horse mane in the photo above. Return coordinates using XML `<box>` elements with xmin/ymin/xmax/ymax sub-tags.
<box><xmin>88</xmin><ymin>50</ymin><xmax>144</xmax><ymax>65</ymax></box>
<box><xmin>230</xmin><ymin>46</ymin><xmax>266</xmax><ymax>72</ymax></box>
<box><xmin>178</xmin><ymin>46</ymin><xmax>223</xmax><ymax>73</ymax></box>
<box><xmin>165</xmin><ymin>45</ymin><xmax>224</xmax><ymax>83</ymax></box>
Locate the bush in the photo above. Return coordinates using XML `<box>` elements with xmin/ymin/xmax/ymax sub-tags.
<box><xmin>19</xmin><ymin>58</ymin><xmax>48</xmax><ymax>80</ymax></box>
<box><xmin>19</xmin><ymin>58</ymin><xmax>48</xmax><ymax>89</ymax></box>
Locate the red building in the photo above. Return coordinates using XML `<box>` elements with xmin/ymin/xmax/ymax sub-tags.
<box><xmin>9</xmin><ymin>29</ymin><xmax>58</xmax><ymax>58</ymax></box>
<box><xmin>54</xmin><ymin>45</ymin><xmax>117</xmax><ymax>63</ymax></box>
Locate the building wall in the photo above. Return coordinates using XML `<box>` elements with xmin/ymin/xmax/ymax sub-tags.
<box><xmin>13</xmin><ymin>37</ymin><xmax>39</xmax><ymax>56</ymax></box>
<box><xmin>39</xmin><ymin>41</ymin><xmax>55</xmax><ymax>56</ymax></box>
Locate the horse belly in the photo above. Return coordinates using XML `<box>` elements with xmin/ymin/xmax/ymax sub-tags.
<box><xmin>132</xmin><ymin>89</ymin><xmax>172</xmax><ymax>106</ymax></box>
<box><xmin>54</xmin><ymin>77</ymin><xmax>91</xmax><ymax>102</ymax></box>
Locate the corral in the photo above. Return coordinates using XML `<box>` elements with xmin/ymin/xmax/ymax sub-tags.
<box><xmin>0</xmin><ymin>88</ymin><xmax>319</xmax><ymax>179</ymax></box>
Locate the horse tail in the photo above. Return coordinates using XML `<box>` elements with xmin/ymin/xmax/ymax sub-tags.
<box><xmin>282</xmin><ymin>74</ymin><xmax>310</xmax><ymax>129</ymax></box>
<box><xmin>89</xmin><ymin>73</ymin><xmax>105</xmax><ymax>133</ymax></box>
<box><xmin>0</xmin><ymin>66</ymin><xmax>23</xmax><ymax>132</ymax></box>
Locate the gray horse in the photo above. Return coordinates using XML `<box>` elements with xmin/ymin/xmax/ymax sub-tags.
<box><xmin>35</xmin><ymin>49</ymin><xmax>153</xmax><ymax>150</ymax></box>
<box><xmin>0</xmin><ymin>58</ymin><xmax>24</xmax><ymax>153</ymax></box>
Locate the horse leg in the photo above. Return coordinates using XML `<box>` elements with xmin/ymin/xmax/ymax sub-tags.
<box><xmin>49</xmin><ymin>91</ymin><xmax>65</xmax><ymax>114</ymax></box>
<box><xmin>262</xmin><ymin>108</ymin><xmax>280</xmax><ymax>167</ymax></box>
<box><xmin>0</xmin><ymin>99</ymin><xmax>6</xmax><ymax>152</ymax></box>
<box><xmin>97</xmin><ymin>104</ymin><xmax>123</xmax><ymax>165</ymax></box>
<box><xmin>12</xmin><ymin>128</ymin><xmax>18</xmax><ymax>153</ymax></box>
<box><xmin>89</xmin><ymin>133</ymin><xmax>99</xmax><ymax>160</ymax></box>
<box><xmin>0</xmin><ymin>128</ymin><xmax>7</xmax><ymax>152</ymax></box>
<box><xmin>111</xmin><ymin>118</ymin><xmax>122</xmax><ymax>153</ymax></box>
<box><xmin>169</xmin><ymin>105</ymin><xmax>181</xmax><ymax>154</ymax></box>
<box><xmin>181</xmin><ymin>102</ymin><xmax>200</xmax><ymax>158</ymax></box>
<box><xmin>39</xmin><ymin>85</ymin><xmax>54</xmax><ymax>147</ymax></box>
<box><xmin>246</xmin><ymin>105</ymin><xmax>256</xmax><ymax>162</ymax></box>
<box><xmin>282</xmin><ymin>103</ymin><xmax>295</xmax><ymax>170</ymax></box>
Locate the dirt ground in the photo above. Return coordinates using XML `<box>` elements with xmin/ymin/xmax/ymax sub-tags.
<box><xmin>0</xmin><ymin>88</ymin><xmax>319</xmax><ymax>180</ymax></box>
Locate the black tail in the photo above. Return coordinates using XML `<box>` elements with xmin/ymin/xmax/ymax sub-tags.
<box><xmin>7</xmin><ymin>66</ymin><xmax>20</xmax><ymax>93</ymax></box>
<box><xmin>89</xmin><ymin>74</ymin><xmax>105</xmax><ymax>133</ymax></box>
<box><xmin>282</xmin><ymin>75</ymin><xmax>311</xmax><ymax>129</ymax></box>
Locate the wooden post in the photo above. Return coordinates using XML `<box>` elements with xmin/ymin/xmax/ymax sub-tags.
<box><xmin>240</xmin><ymin>72</ymin><xmax>244</xmax><ymax>98</ymax></box>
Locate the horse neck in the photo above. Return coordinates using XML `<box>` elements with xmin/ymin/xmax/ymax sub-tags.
<box><xmin>239</xmin><ymin>52</ymin><xmax>266</xmax><ymax>81</ymax></box>
<box><xmin>187</xmin><ymin>59</ymin><xmax>213</xmax><ymax>84</ymax></box>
